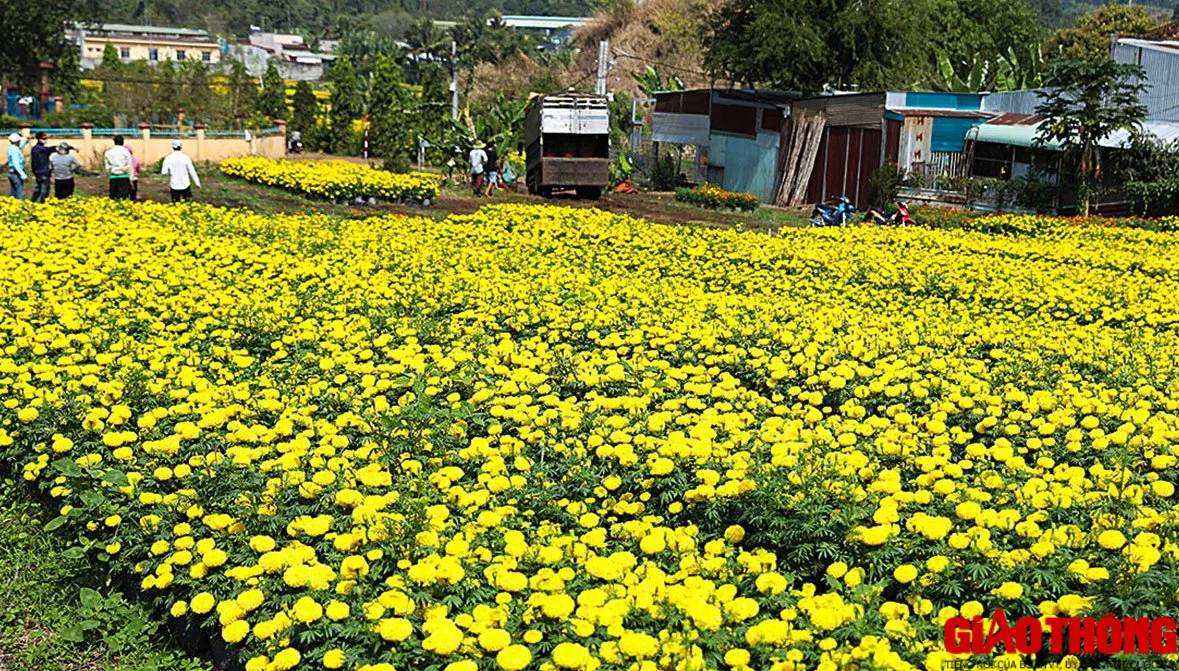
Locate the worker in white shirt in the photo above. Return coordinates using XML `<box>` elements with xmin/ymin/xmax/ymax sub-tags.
<box><xmin>103</xmin><ymin>135</ymin><xmax>133</xmax><ymax>200</ymax></box>
<box><xmin>160</xmin><ymin>140</ymin><xmax>201</xmax><ymax>202</ymax></box>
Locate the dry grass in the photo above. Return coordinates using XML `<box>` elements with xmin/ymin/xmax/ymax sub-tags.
<box><xmin>571</xmin><ymin>0</ymin><xmax>725</xmax><ymax>95</ymax></box>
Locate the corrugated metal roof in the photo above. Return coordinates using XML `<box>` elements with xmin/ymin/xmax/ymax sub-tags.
<box><xmin>986</xmin><ymin>113</ymin><xmax>1043</xmax><ymax>126</ymax></box>
<box><xmin>886</xmin><ymin>108</ymin><xmax>992</xmax><ymax>118</ymax></box>
<box><xmin>1104</xmin><ymin>120</ymin><xmax>1179</xmax><ymax>147</ymax></box>
<box><xmin>972</xmin><ymin>117</ymin><xmax>1177</xmax><ymax>149</ymax></box>
<box><xmin>499</xmin><ymin>15</ymin><xmax>591</xmax><ymax>29</ymax></box>
<box><xmin>1113</xmin><ymin>40</ymin><xmax>1179</xmax><ymax>121</ymax></box>
<box><xmin>82</xmin><ymin>23</ymin><xmax>211</xmax><ymax>38</ymax></box>
<box><xmin>981</xmin><ymin>90</ymin><xmax>1046</xmax><ymax>115</ymax></box>
<box><xmin>970</xmin><ymin>122</ymin><xmax>1063</xmax><ymax>150</ymax></box>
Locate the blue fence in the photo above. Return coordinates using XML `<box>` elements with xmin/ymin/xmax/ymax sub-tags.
<box><xmin>4</xmin><ymin>94</ymin><xmax>41</xmax><ymax>119</ymax></box>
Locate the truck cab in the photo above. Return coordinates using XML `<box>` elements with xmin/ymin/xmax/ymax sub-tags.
<box><xmin>524</xmin><ymin>93</ymin><xmax>611</xmax><ymax>199</ymax></box>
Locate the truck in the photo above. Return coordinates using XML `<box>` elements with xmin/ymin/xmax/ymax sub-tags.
<box><xmin>524</xmin><ymin>93</ymin><xmax>611</xmax><ymax>199</ymax></box>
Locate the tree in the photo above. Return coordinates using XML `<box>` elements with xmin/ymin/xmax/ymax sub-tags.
<box><xmin>415</xmin><ymin>62</ymin><xmax>451</xmax><ymax>161</ymax></box>
<box><xmin>704</xmin><ymin>0</ymin><xmax>935</xmax><ymax>92</ymax></box>
<box><xmin>328</xmin><ymin>57</ymin><xmax>361</xmax><ymax>154</ymax></box>
<box><xmin>368</xmin><ymin>55</ymin><xmax>413</xmax><ymax>171</ymax></box>
<box><xmin>154</xmin><ymin>60</ymin><xmax>183</xmax><ymax>121</ymax></box>
<box><xmin>1035</xmin><ymin>59</ymin><xmax>1147</xmax><ymax>215</ymax></box>
<box><xmin>290</xmin><ymin>80</ymin><xmax>320</xmax><ymax>134</ymax></box>
<box><xmin>1046</xmin><ymin>4</ymin><xmax>1161</xmax><ymax>63</ymax></box>
<box><xmin>185</xmin><ymin>61</ymin><xmax>215</xmax><ymax>124</ymax></box>
<box><xmin>226</xmin><ymin>59</ymin><xmax>257</xmax><ymax>122</ymax></box>
<box><xmin>256</xmin><ymin>62</ymin><xmax>288</xmax><ymax>122</ymax></box>
<box><xmin>1</xmin><ymin>0</ymin><xmax>102</xmax><ymax>93</ymax></box>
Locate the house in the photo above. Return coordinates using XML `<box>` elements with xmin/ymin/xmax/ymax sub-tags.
<box><xmin>780</xmin><ymin>91</ymin><xmax>990</xmax><ymax>208</ymax></box>
<box><xmin>651</xmin><ymin>88</ymin><xmax>798</xmax><ymax>202</ymax></box>
<box><xmin>69</xmin><ymin>23</ymin><xmax>223</xmax><ymax>69</ymax></box>
<box><xmin>233</xmin><ymin>32</ymin><xmax>337</xmax><ymax>81</ymax></box>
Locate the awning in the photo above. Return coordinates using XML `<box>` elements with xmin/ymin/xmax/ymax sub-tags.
<box><xmin>968</xmin><ymin>123</ymin><xmax>1064</xmax><ymax>151</ymax></box>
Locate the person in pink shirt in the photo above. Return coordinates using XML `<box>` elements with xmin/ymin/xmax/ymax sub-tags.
<box><xmin>126</xmin><ymin>145</ymin><xmax>142</xmax><ymax>201</ymax></box>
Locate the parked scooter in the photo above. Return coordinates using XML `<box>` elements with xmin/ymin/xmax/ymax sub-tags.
<box><xmin>862</xmin><ymin>200</ymin><xmax>916</xmax><ymax>226</ymax></box>
<box><xmin>810</xmin><ymin>195</ymin><xmax>856</xmax><ymax>226</ymax></box>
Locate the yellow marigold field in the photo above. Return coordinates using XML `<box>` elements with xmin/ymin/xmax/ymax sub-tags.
<box><xmin>220</xmin><ymin>157</ymin><xmax>441</xmax><ymax>203</ymax></box>
<box><xmin>2</xmin><ymin>200</ymin><xmax>1179</xmax><ymax>671</ymax></box>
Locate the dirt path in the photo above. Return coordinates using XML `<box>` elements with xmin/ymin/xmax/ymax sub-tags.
<box><xmin>69</xmin><ymin>161</ymin><xmax>807</xmax><ymax>232</ymax></box>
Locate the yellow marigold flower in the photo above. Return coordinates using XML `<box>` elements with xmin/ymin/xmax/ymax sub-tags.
<box><xmin>378</xmin><ymin>617</ymin><xmax>413</xmax><ymax>642</ymax></box>
<box><xmin>222</xmin><ymin>619</ymin><xmax>250</xmax><ymax>644</ymax></box>
<box><xmin>1098</xmin><ymin>530</ymin><xmax>1126</xmax><ymax>550</ymax></box>
<box><xmin>724</xmin><ymin>649</ymin><xmax>751</xmax><ymax>667</ymax></box>
<box><xmin>995</xmin><ymin>582</ymin><xmax>1024</xmax><ymax>600</ymax></box>
<box><xmin>272</xmin><ymin>648</ymin><xmax>302</xmax><ymax>671</ymax></box>
<box><xmin>893</xmin><ymin>565</ymin><xmax>919</xmax><ymax>584</ymax></box>
<box><xmin>323</xmin><ymin>649</ymin><xmax>346</xmax><ymax>669</ymax></box>
<box><xmin>551</xmin><ymin>642</ymin><xmax>592</xmax><ymax>669</ymax></box>
<box><xmin>325</xmin><ymin>600</ymin><xmax>350</xmax><ymax>621</ymax></box>
<box><xmin>190</xmin><ymin>592</ymin><xmax>216</xmax><ymax>614</ymax></box>
<box><xmin>497</xmin><ymin>644</ymin><xmax>533</xmax><ymax>671</ymax></box>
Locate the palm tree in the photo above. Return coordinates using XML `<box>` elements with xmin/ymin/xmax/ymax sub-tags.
<box><xmin>405</xmin><ymin>17</ymin><xmax>446</xmax><ymax>59</ymax></box>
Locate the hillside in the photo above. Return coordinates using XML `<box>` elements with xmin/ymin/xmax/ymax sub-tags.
<box><xmin>102</xmin><ymin>0</ymin><xmax>596</xmax><ymax>37</ymax></box>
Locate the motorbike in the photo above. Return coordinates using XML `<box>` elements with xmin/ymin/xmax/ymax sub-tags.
<box><xmin>288</xmin><ymin>139</ymin><xmax>304</xmax><ymax>154</ymax></box>
<box><xmin>809</xmin><ymin>195</ymin><xmax>856</xmax><ymax>227</ymax></box>
<box><xmin>862</xmin><ymin>200</ymin><xmax>916</xmax><ymax>226</ymax></box>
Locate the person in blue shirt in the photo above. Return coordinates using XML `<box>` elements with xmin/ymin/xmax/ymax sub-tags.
<box><xmin>30</xmin><ymin>131</ymin><xmax>56</xmax><ymax>203</ymax></box>
<box><xmin>6</xmin><ymin>133</ymin><xmax>29</xmax><ymax>200</ymax></box>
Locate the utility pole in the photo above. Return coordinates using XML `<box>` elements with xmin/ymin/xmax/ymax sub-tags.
<box><xmin>595</xmin><ymin>40</ymin><xmax>610</xmax><ymax>96</ymax></box>
<box><xmin>450</xmin><ymin>40</ymin><xmax>459</xmax><ymax>121</ymax></box>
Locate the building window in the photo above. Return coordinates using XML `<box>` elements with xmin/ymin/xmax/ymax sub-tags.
<box><xmin>120</xmin><ymin>47</ymin><xmax>130</xmax><ymax>59</ymax></box>
<box><xmin>149</xmin><ymin>48</ymin><xmax>159</xmax><ymax>62</ymax></box>
<box><xmin>176</xmin><ymin>50</ymin><xmax>186</xmax><ymax>60</ymax></box>
<box><xmin>202</xmin><ymin>50</ymin><xmax>211</xmax><ymax>62</ymax></box>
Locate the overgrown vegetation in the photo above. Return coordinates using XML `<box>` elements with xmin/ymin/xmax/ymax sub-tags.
<box><xmin>0</xmin><ymin>480</ymin><xmax>211</xmax><ymax>671</ymax></box>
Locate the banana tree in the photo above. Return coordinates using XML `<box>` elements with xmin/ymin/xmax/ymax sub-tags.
<box><xmin>447</xmin><ymin>92</ymin><xmax>528</xmax><ymax>153</ymax></box>
<box><xmin>632</xmin><ymin>65</ymin><xmax>684</xmax><ymax>96</ymax></box>
<box><xmin>933</xmin><ymin>45</ymin><xmax>1043</xmax><ymax>92</ymax></box>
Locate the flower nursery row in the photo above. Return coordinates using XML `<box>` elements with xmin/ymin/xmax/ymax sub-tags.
<box><xmin>674</xmin><ymin>185</ymin><xmax>760</xmax><ymax>212</ymax></box>
<box><xmin>1</xmin><ymin>199</ymin><xmax>1179</xmax><ymax>671</ymax></box>
<box><xmin>220</xmin><ymin>157</ymin><xmax>441</xmax><ymax>204</ymax></box>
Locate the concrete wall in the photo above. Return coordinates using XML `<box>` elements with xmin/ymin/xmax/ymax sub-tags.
<box><xmin>15</xmin><ymin>125</ymin><xmax>286</xmax><ymax>171</ymax></box>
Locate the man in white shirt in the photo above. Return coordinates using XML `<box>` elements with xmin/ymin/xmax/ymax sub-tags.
<box><xmin>469</xmin><ymin>142</ymin><xmax>488</xmax><ymax>196</ymax></box>
<box><xmin>161</xmin><ymin>140</ymin><xmax>201</xmax><ymax>202</ymax></box>
<box><xmin>103</xmin><ymin>135</ymin><xmax>133</xmax><ymax>200</ymax></box>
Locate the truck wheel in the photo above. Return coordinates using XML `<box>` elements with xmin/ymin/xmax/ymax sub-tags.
<box><xmin>577</xmin><ymin>186</ymin><xmax>602</xmax><ymax>200</ymax></box>
<box><xmin>540</xmin><ymin>187</ymin><xmax>553</xmax><ymax>198</ymax></box>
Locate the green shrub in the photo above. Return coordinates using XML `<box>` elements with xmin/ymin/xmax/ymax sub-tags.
<box><xmin>650</xmin><ymin>154</ymin><xmax>678</xmax><ymax>191</ymax></box>
<box><xmin>868</xmin><ymin>163</ymin><xmax>903</xmax><ymax>208</ymax></box>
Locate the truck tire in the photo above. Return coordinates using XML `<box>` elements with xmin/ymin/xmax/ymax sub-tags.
<box><xmin>576</xmin><ymin>186</ymin><xmax>602</xmax><ymax>200</ymax></box>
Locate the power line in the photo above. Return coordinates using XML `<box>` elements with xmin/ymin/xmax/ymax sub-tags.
<box><xmin>610</xmin><ymin>50</ymin><xmax>709</xmax><ymax>78</ymax></box>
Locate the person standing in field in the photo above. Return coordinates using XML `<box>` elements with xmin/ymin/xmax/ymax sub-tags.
<box><xmin>469</xmin><ymin>142</ymin><xmax>488</xmax><ymax>196</ymax></box>
<box><xmin>30</xmin><ymin>131</ymin><xmax>55</xmax><ymax>203</ymax></box>
<box><xmin>6</xmin><ymin>133</ymin><xmax>28</xmax><ymax>200</ymax></box>
<box><xmin>126</xmin><ymin>145</ymin><xmax>141</xmax><ymax>201</ymax></box>
<box><xmin>49</xmin><ymin>143</ymin><xmax>91</xmax><ymax>199</ymax></box>
<box><xmin>483</xmin><ymin>142</ymin><xmax>499</xmax><ymax>197</ymax></box>
<box><xmin>161</xmin><ymin>140</ymin><xmax>201</xmax><ymax>202</ymax></box>
<box><xmin>104</xmin><ymin>135</ymin><xmax>133</xmax><ymax>200</ymax></box>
